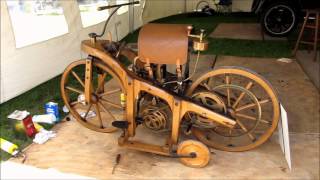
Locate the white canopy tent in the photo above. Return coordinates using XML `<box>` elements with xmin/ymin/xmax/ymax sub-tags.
<box><xmin>0</xmin><ymin>0</ymin><xmax>253</xmax><ymax>103</ymax></box>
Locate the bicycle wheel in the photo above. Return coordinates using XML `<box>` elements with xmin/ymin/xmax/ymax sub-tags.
<box><xmin>61</xmin><ymin>59</ymin><xmax>125</xmax><ymax>133</ymax></box>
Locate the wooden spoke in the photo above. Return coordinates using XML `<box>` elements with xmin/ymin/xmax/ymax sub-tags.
<box><xmin>70</xmin><ymin>100</ymin><xmax>87</xmax><ymax>107</ymax></box>
<box><xmin>235</xmin><ymin>113</ymin><xmax>270</xmax><ymax>125</ymax></box>
<box><xmin>236</xmin><ymin>119</ymin><xmax>256</xmax><ymax>141</ymax></box>
<box><xmin>226</xmin><ymin>75</ymin><xmax>231</xmax><ymax>106</ymax></box>
<box><xmin>98</xmin><ymin>88</ymin><xmax>121</xmax><ymax>97</ymax></box>
<box><xmin>232</xmin><ymin>81</ymin><xmax>253</xmax><ymax>108</ymax></box>
<box><xmin>94</xmin><ymin>104</ymin><xmax>104</xmax><ymax>128</ymax></box>
<box><xmin>235</xmin><ymin>99</ymin><xmax>270</xmax><ymax>112</ymax></box>
<box><xmin>201</xmin><ymin>83</ymin><xmax>211</xmax><ymax>91</ymax></box>
<box><xmin>71</xmin><ymin>71</ymin><xmax>85</xmax><ymax>88</ymax></box>
<box><xmin>98</xmin><ymin>102</ymin><xmax>117</xmax><ymax>121</ymax></box>
<box><xmin>70</xmin><ymin>101</ymin><xmax>79</xmax><ymax>106</ymax></box>
<box><xmin>100</xmin><ymin>98</ymin><xmax>122</xmax><ymax>109</ymax></box>
<box><xmin>65</xmin><ymin>86</ymin><xmax>83</xmax><ymax>94</ymax></box>
<box><xmin>96</xmin><ymin>73</ymin><xmax>107</xmax><ymax>93</ymax></box>
<box><xmin>205</xmin><ymin>77</ymin><xmax>213</xmax><ymax>87</ymax></box>
<box><xmin>83</xmin><ymin>104</ymin><xmax>92</xmax><ymax>120</ymax></box>
<box><xmin>61</xmin><ymin>60</ymin><xmax>123</xmax><ymax>133</ymax></box>
<box><xmin>198</xmin><ymin>95</ymin><xmax>207</xmax><ymax>105</ymax></box>
<box><xmin>187</xmin><ymin>67</ymin><xmax>280</xmax><ymax>151</ymax></box>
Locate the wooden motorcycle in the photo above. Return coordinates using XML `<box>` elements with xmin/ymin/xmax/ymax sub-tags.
<box><xmin>61</xmin><ymin>2</ymin><xmax>280</xmax><ymax>168</ymax></box>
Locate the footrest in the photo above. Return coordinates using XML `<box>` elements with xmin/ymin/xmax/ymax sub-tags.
<box><xmin>112</xmin><ymin>121</ymin><xmax>129</xmax><ymax>129</ymax></box>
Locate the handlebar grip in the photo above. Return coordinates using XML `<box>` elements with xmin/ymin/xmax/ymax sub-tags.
<box><xmin>97</xmin><ymin>1</ymin><xmax>139</xmax><ymax>11</ymax></box>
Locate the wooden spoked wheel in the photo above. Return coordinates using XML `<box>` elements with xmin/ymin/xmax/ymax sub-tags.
<box><xmin>186</xmin><ymin>66</ymin><xmax>280</xmax><ymax>152</ymax></box>
<box><xmin>61</xmin><ymin>60</ymin><xmax>125</xmax><ymax>133</ymax></box>
<box><xmin>189</xmin><ymin>91</ymin><xmax>227</xmax><ymax>128</ymax></box>
<box><xmin>177</xmin><ymin>140</ymin><xmax>210</xmax><ymax>168</ymax></box>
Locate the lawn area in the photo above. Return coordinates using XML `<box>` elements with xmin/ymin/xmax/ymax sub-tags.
<box><xmin>0</xmin><ymin>12</ymin><xmax>296</xmax><ymax>161</ymax></box>
<box><xmin>0</xmin><ymin>76</ymin><xmax>61</xmax><ymax>160</ymax></box>
<box><xmin>123</xmin><ymin>13</ymin><xmax>295</xmax><ymax>58</ymax></box>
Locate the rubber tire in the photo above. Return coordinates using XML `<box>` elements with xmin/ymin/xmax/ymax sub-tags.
<box><xmin>260</xmin><ymin>2</ymin><xmax>297</xmax><ymax>37</ymax></box>
<box><xmin>196</xmin><ymin>0</ymin><xmax>210</xmax><ymax>12</ymax></box>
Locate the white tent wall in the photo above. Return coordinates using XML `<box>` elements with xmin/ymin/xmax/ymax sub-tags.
<box><xmin>1</xmin><ymin>0</ymin><xmax>253</xmax><ymax>103</ymax></box>
<box><xmin>142</xmin><ymin>0</ymin><xmax>185</xmax><ymax>23</ymax></box>
<box><xmin>232</xmin><ymin>0</ymin><xmax>254</xmax><ymax>12</ymax></box>
<box><xmin>0</xmin><ymin>0</ymin><xmax>141</xmax><ymax>103</ymax></box>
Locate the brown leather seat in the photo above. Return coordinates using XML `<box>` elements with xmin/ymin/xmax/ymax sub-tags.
<box><xmin>138</xmin><ymin>23</ymin><xmax>189</xmax><ymax>65</ymax></box>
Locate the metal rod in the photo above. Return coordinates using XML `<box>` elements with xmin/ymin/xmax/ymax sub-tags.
<box><xmin>95</xmin><ymin>1</ymin><xmax>139</xmax><ymax>38</ymax></box>
<box><xmin>97</xmin><ymin>1</ymin><xmax>139</xmax><ymax>11</ymax></box>
<box><xmin>96</xmin><ymin>6</ymin><xmax>121</xmax><ymax>38</ymax></box>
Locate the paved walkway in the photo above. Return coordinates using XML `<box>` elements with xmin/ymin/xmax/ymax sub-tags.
<box><xmin>210</xmin><ymin>23</ymin><xmax>286</xmax><ymax>41</ymax></box>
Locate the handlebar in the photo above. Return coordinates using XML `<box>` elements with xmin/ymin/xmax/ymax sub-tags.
<box><xmin>89</xmin><ymin>1</ymin><xmax>139</xmax><ymax>41</ymax></box>
<box><xmin>97</xmin><ymin>1</ymin><xmax>139</xmax><ymax>11</ymax></box>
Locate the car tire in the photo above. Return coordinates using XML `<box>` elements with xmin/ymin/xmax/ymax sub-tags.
<box><xmin>195</xmin><ymin>0</ymin><xmax>210</xmax><ymax>12</ymax></box>
<box><xmin>261</xmin><ymin>2</ymin><xmax>297</xmax><ymax>37</ymax></box>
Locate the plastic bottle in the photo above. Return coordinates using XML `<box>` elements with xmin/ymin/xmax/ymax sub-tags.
<box><xmin>45</xmin><ymin>102</ymin><xmax>60</xmax><ymax>122</ymax></box>
<box><xmin>0</xmin><ymin>138</ymin><xmax>19</xmax><ymax>156</ymax></box>
<box><xmin>32</xmin><ymin>114</ymin><xmax>56</xmax><ymax>124</ymax></box>
<box><xmin>120</xmin><ymin>93</ymin><xmax>126</xmax><ymax>107</ymax></box>
<box><xmin>15</xmin><ymin>121</ymin><xmax>44</xmax><ymax>133</ymax></box>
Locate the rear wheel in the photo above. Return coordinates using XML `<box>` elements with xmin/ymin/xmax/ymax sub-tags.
<box><xmin>261</xmin><ymin>2</ymin><xmax>297</xmax><ymax>37</ymax></box>
<box><xmin>186</xmin><ymin>66</ymin><xmax>280</xmax><ymax>152</ymax></box>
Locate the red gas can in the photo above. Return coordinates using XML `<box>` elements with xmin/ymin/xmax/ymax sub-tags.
<box><xmin>22</xmin><ymin>115</ymin><xmax>37</xmax><ymax>137</ymax></box>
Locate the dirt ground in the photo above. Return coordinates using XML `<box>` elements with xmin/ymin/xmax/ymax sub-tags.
<box><xmin>212</xmin><ymin>55</ymin><xmax>319</xmax><ymax>133</ymax></box>
<box><xmin>11</xmin><ymin>120</ymin><xmax>319</xmax><ymax>179</ymax></box>
<box><xmin>295</xmin><ymin>50</ymin><xmax>320</xmax><ymax>89</ymax></box>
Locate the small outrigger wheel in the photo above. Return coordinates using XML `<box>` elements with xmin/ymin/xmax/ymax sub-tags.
<box><xmin>186</xmin><ymin>66</ymin><xmax>280</xmax><ymax>152</ymax></box>
<box><xmin>61</xmin><ymin>60</ymin><xmax>125</xmax><ymax>133</ymax></box>
<box><xmin>177</xmin><ymin>140</ymin><xmax>210</xmax><ymax>168</ymax></box>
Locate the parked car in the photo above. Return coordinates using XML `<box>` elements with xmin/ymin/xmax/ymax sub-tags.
<box><xmin>252</xmin><ymin>0</ymin><xmax>320</xmax><ymax>37</ymax></box>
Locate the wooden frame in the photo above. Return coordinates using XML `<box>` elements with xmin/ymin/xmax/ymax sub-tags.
<box><xmin>80</xmin><ymin>39</ymin><xmax>236</xmax><ymax>156</ymax></box>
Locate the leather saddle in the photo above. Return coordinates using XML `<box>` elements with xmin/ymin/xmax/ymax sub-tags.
<box><xmin>138</xmin><ymin>23</ymin><xmax>189</xmax><ymax>65</ymax></box>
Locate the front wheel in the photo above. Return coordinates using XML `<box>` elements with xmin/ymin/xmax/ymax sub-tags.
<box><xmin>61</xmin><ymin>60</ymin><xmax>126</xmax><ymax>133</ymax></box>
<box><xmin>261</xmin><ymin>2</ymin><xmax>297</xmax><ymax>37</ymax></box>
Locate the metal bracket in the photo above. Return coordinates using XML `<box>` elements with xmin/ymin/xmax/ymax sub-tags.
<box><xmin>170</xmin><ymin>152</ymin><xmax>196</xmax><ymax>158</ymax></box>
<box><xmin>97</xmin><ymin>66</ymin><xmax>105</xmax><ymax>94</ymax></box>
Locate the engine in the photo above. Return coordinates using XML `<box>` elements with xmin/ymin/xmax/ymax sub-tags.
<box><xmin>139</xmin><ymin>98</ymin><xmax>171</xmax><ymax>131</ymax></box>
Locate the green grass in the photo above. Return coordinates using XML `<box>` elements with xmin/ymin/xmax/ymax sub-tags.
<box><xmin>205</xmin><ymin>38</ymin><xmax>292</xmax><ymax>58</ymax></box>
<box><xmin>123</xmin><ymin>13</ymin><xmax>258</xmax><ymax>42</ymax></box>
<box><xmin>0</xmin><ymin>57</ymin><xmax>130</xmax><ymax>161</ymax></box>
<box><xmin>0</xmin><ymin>75</ymin><xmax>62</xmax><ymax>160</ymax></box>
<box><xmin>0</xmin><ymin>12</ymin><xmax>295</xmax><ymax>160</ymax></box>
<box><xmin>123</xmin><ymin>13</ymin><xmax>295</xmax><ymax>58</ymax></box>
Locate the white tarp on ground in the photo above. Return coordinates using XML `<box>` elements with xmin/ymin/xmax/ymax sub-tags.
<box><xmin>1</xmin><ymin>161</ymin><xmax>95</xmax><ymax>179</ymax></box>
<box><xmin>0</xmin><ymin>0</ymin><xmax>253</xmax><ymax>103</ymax></box>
